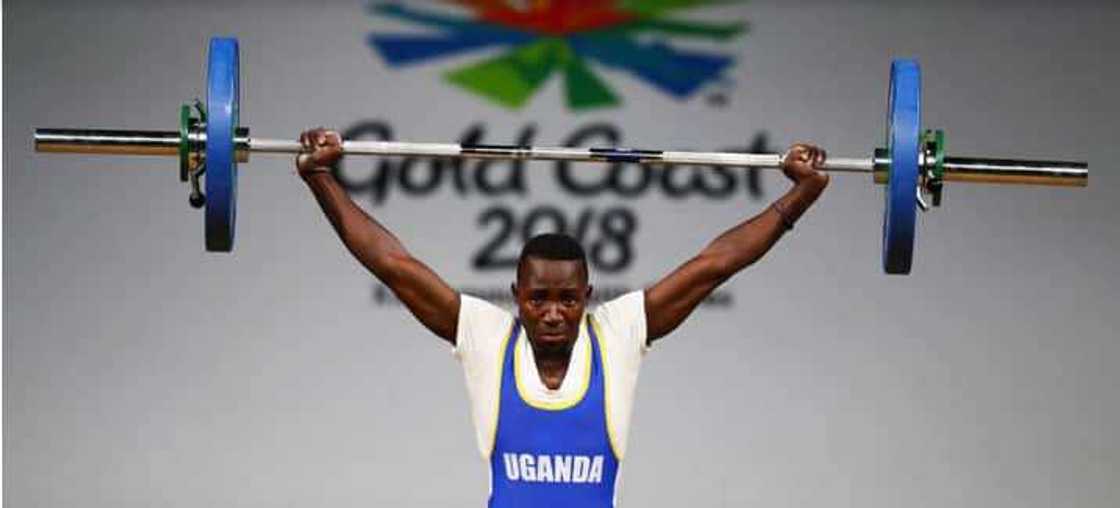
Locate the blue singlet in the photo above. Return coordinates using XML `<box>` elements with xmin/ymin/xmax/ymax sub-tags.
<box><xmin>488</xmin><ymin>317</ymin><xmax>620</xmax><ymax>508</ymax></box>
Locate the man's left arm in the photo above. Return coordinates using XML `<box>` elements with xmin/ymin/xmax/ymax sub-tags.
<box><xmin>644</xmin><ymin>144</ymin><xmax>829</xmax><ymax>342</ymax></box>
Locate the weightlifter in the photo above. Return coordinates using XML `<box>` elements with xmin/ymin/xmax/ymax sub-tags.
<box><xmin>295</xmin><ymin>128</ymin><xmax>829</xmax><ymax>507</ymax></box>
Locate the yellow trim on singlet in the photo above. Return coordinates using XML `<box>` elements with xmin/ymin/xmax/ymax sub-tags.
<box><xmin>486</xmin><ymin>318</ymin><xmax>518</xmax><ymax>461</ymax></box>
<box><xmin>513</xmin><ymin>319</ymin><xmax>592</xmax><ymax>411</ymax></box>
<box><xmin>589</xmin><ymin>315</ymin><xmax>622</xmax><ymax>460</ymax></box>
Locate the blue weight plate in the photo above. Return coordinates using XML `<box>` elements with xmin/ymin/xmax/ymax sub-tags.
<box><xmin>205</xmin><ymin>37</ymin><xmax>239</xmax><ymax>252</ymax></box>
<box><xmin>882</xmin><ymin>60</ymin><xmax>920</xmax><ymax>274</ymax></box>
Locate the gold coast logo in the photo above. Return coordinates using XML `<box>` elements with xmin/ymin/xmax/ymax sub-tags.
<box><xmin>366</xmin><ymin>1</ymin><xmax>748</xmax><ymax>110</ymax></box>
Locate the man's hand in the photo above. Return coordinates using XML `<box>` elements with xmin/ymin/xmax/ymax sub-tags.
<box><xmin>781</xmin><ymin>143</ymin><xmax>830</xmax><ymax>190</ymax></box>
<box><xmin>297</xmin><ymin>128</ymin><xmax>343</xmax><ymax>179</ymax></box>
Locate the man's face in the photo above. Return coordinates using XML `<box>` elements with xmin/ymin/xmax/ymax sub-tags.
<box><xmin>512</xmin><ymin>257</ymin><xmax>591</xmax><ymax>355</ymax></box>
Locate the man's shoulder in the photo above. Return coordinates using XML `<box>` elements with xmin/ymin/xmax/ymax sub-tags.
<box><xmin>591</xmin><ymin>290</ymin><xmax>645</xmax><ymax>320</ymax></box>
<box><xmin>589</xmin><ymin>290</ymin><xmax>647</xmax><ymax>345</ymax></box>
<box><xmin>460</xmin><ymin>293</ymin><xmax>514</xmax><ymax>318</ymax></box>
<box><xmin>456</xmin><ymin>294</ymin><xmax>516</xmax><ymax>357</ymax></box>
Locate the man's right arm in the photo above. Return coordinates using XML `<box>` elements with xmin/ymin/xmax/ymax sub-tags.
<box><xmin>298</xmin><ymin>129</ymin><xmax>460</xmax><ymax>343</ymax></box>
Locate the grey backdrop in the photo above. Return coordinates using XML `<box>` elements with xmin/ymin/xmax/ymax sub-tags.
<box><xmin>5</xmin><ymin>1</ymin><xmax>1119</xmax><ymax>507</ymax></box>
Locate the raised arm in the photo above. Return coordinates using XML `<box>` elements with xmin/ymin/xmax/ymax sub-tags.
<box><xmin>644</xmin><ymin>144</ymin><xmax>829</xmax><ymax>342</ymax></box>
<box><xmin>297</xmin><ymin>128</ymin><xmax>460</xmax><ymax>343</ymax></box>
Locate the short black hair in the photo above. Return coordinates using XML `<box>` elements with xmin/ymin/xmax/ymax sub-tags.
<box><xmin>517</xmin><ymin>233</ymin><xmax>589</xmax><ymax>282</ymax></box>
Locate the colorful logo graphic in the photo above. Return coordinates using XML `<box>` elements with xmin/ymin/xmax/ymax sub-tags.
<box><xmin>367</xmin><ymin>1</ymin><xmax>748</xmax><ymax>110</ymax></box>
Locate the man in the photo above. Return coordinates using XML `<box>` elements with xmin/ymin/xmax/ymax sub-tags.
<box><xmin>296</xmin><ymin>128</ymin><xmax>828</xmax><ymax>507</ymax></box>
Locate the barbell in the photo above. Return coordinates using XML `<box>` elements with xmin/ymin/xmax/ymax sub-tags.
<box><xmin>33</xmin><ymin>37</ymin><xmax>1089</xmax><ymax>274</ymax></box>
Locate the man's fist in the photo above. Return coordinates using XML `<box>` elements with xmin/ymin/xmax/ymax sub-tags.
<box><xmin>781</xmin><ymin>143</ymin><xmax>830</xmax><ymax>189</ymax></box>
<box><xmin>296</xmin><ymin>128</ymin><xmax>343</xmax><ymax>179</ymax></box>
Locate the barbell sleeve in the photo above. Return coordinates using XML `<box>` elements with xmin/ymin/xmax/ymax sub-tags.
<box><xmin>35</xmin><ymin>129</ymin><xmax>182</xmax><ymax>156</ymax></box>
<box><xmin>940</xmin><ymin>157</ymin><xmax>1088</xmax><ymax>187</ymax></box>
<box><xmin>35</xmin><ymin>128</ymin><xmax>252</xmax><ymax>161</ymax></box>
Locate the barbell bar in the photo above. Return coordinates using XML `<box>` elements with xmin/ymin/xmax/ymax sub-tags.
<box><xmin>33</xmin><ymin>128</ymin><xmax>1088</xmax><ymax>183</ymax></box>
<box><xmin>32</xmin><ymin>37</ymin><xmax>1089</xmax><ymax>274</ymax></box>
<box><xmin>34</xmin><ymin>128</ymin><xmax>1089</xmax><ymax>181</ymax></box>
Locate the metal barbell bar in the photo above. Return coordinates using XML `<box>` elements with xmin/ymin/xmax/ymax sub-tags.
<box><xmin>34</xmin><ymin>127</ymin><xmax>1089</xmax><ymax>186</ymax></box>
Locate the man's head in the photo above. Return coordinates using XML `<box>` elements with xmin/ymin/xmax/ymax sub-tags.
<box><xmin>512</xmin><ymin>233</ymin><xmax>592</xmax><ymax>355</ymax></box>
